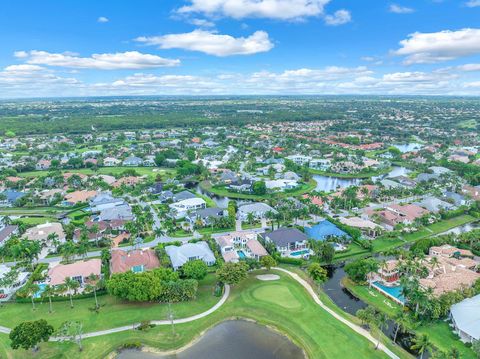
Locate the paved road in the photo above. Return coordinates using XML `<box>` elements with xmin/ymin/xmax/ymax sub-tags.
<box><xmin>0</xmin><ymin>284</ymin><xmax>231</xmax><ymax>340</ymax></box>
<box><xmin>274</xmin><ymin>267</ymin><xmax>400</xmax><ymax>359</ymax></box>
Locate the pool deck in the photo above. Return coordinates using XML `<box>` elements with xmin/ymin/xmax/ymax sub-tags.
<box><xmin>370</xmin><ymin>281</ymin><xmax>405</xmax><ymax>306</ymax></box>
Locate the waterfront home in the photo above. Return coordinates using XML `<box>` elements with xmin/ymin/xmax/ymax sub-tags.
<box><xmin>89</xmin><ymin>192</ymin><xmax>126</xmax><ymax>213</ymax></box>
<box><xmin>169</xmin><ymin>198</ymin><xmax>207</xmax><ymax>219</ymax></box>
<box><xmin>304</xmin><ymin>220</ymin><xmax>350</xmax><ymax>242</ymax></box>
<box><xmin>172</xmin><ymin>190</ymin><xmax>197</xmax><ymax>202</ymax></box>
<box><xmin>265</xmin><ymin>179</ymin><xmax>298</xmax><ymax>191</ymax></box>
<box><xmin>262</xmin><ymin>228</ymin><xmax>309</xmax><ymax>258</ymax></box>
<box><xmin>309</xmin><ymin>158</ymin><xmax>331</xmax><ymax>171</ymax></box>
<box><xmin>215</xmin><ymin>231</ymin><xmax>268</xmax><ymax>263</ymax></box>
<box><xmin>110</xmin><ymin>249</ymin><xmax>160</xmax><ymax>274</ymax></box>
<box><xmin>414</xmin><ymin>196</ymin><xmax>455</xmax><ymax>213</ymax></box>
<box><xmin>363</xmin><ymin>203</ymin><xmax>429</xmax><ymax>230</ymax></box>
<box><xmin>450</xmin><ymin>294</ymin><xmax>480</xmax><ymax>343</ymax></box>
<box><xmin>339</xmin><ymin>217</ymin><xmax>382</xmax><ymax>238</ymax></box>
<box><xmin>165</xmin><ymin>241</ymin><xmax>216</xmax><ymax>270</ymax></box>
<box><xmin>376</xmin><ymin>260</ymin><xmax>400</xmax><ymax>283</ymax></box>
<box><xmin>0</xmin><ymin>190</ymin><xmax>26</xmax><ymax>206</ymax></box>
<box><xmin>228</xmin><ymin>179</ymin><xmax>254</xmax><ymax>193</ymax></box>
<box><xmin>47</xmin><ymin>259</ymin><xmax>101</xmax><ymax>287</ymax></box>
<box><xmin>0</xmin><ymin>265</ymin><xmax>29</xmax><ymax>301</ymax></box>
<box><xmin>286</xmin><ymin>155</ymin><xmax>312</xmax><ymax>166</ymax></box>
<box><xmin>237</xmin><ymin>203</ymin><xmax>277</xmax><ymax>221</ymax></box>
<box><xmin>442</xmin><ymin>191</ymin><xmax>470</xmax><ymax>207</ymax></box>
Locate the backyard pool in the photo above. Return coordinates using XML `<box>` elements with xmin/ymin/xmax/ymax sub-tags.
<box><xmin>34</xmin><ymin>283</ymin><xmax>47</xmax><ymax>299</ymax></box>
<box><xmin>290</xmin><ymin>249</ymin><xmax>310</xmax><ymax>257</ymax></box>
<box><xmin>237</xmin><ymin>250</ymin><xmax>247</xmax><ymax>259</ymax></box>
<box><xmin>372</xmin><ymin>281</ymin><xmax>405</xmax><ymax>304</ymax></box>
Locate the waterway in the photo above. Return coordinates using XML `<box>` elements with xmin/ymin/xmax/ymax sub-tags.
<box><xmin>116</xmin><ymin>320</ymin><xmax>305</xmax><ymax>359</ymax></box>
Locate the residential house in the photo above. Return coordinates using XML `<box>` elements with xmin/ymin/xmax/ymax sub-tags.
<box><xmin>165</xmin><ymin>241</ymin><xmax>216</xmax><ymax>270</ymax></box>
<box><xmin>103</xmin><ymin>157</ymin><xmax>121</xmax><ymax>167</ymax></box>
<box><xmin>110</xmin><ymin>249</ymin><xmax>160</xmax><ymax>274</ymax></box>
<box><xmin>0</xmin><ymin>190</ymin><xmax>26</xmax><ymax>206</ymax></box>
<box><xmin>24</xmin><ymin>222</ymin><xmax>66</xmax><ymax>244</ymax></box>
<box><xmin>169</xmin><ymin>198</ymin><xmax>206</xmax><ymax>219</ymax></box>
<box><xmin>339</xmin><ymin>217</ymin><xmax>382</xmax><ymax>237</ymax></box>
<box><xmin>35</xmin><ymin>159</ymin><xmax>51</xmax><ymax>170</ymax></box>
<box><xmin>414</xmin><ymin>196</ymin><xmax>455</xmax><ymax>213</ymax></box>
<box><xmin>237</xmin><ymin>203</ymin><xmax>277</xmax><ymax>221</ymax></box>
<box><xmin>216</xmin><ymin>231</ymin><xmax>268</xmax><ymax>263</ymax></box>
<box><xmin>0</xmin><ymin>225</ymin><xmax>18</xmax><ymax>247</ymax></box>
<box><xmin>305</xmin><ymin>220</ymin><xmax>351</xmax><ymax>242</ymax></box>
<box><xmin>263</xmin><ymin>228</ymin><xmax>309</xmax><ymax>258</ymax></box>
<box><xmin>228</xmin><ymin>179</ymin><xmax>254</xmax><ymax>193</ymax></box>
<box><xmin>450</xmin><ymin>294</ymin><xmax>480</xmax><ymax>343</ymax></box>
<box><xmin>443</xmin><ymin>191</ymin><xmax>470</xmax><ymax>207</ymax></box>
<box><xmin>186</xmin><ymin>207</ymin><xmax>227</xmax><ymax>226</ymax></box>
<box><xmin>123</xmin><ymin>156</ymin><xmax>143</xmax><ymax>167</ymax></box>
<box><xmin>0</xmin><ymin>265</ymin><xmax>29</xmax><ymax>301</ymax></box>
<box><xmin>63</xmin><ymin>190</ymin><xmax>98</xmax><ymax>206</ymax></box>
<box><xmin>47</xmin><ymin>259</ymin><xmax>102</xmax><ymax>287</ymax></box>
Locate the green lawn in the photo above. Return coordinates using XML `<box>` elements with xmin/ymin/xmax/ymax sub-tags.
<box><xmin>334</xmin><ymin>215</ymin><xmax>476</xmax><ymax>262</ymax></box>
<box><xmin>17</xmin><ymin>167</ymin><xmax>176</xmax><ymax>179</ymax></box>
<box><xmin>0</xmin><ymin>270</ymin><xmax>392</xmax><ymax>359</ymax></box>
<box><xmin>170</xmin><ymin>223</ymin><xmax>261</xmax><ymax>238</ymax></box>
<box><xmin>16</xmin><ymin>217</ymin><xmax>58</xmax><ymax>225</ymax></box>
<box><xmin>343</xmin><ymin>280</ymin><xmax>476</xmax><ymax>358</ymax></box>
<box><xmin>200</xmin><ymin>179</ymin><xmax>317</xmax><ymax>200</ymax></box>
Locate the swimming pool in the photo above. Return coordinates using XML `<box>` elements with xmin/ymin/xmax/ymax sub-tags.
<box><xmin>372</xmin><ymin>281</ymin><xmax>405</xmax><ymax>304</ymax></box>
<box><xmin>290</xmin><ymin>249</ymin><xmax>310</xmax><ymax>257</ymax></box>
<box><xmin>237</xmin><ymin>250</ymin><xmax>247</xmax><ymax>259</ymax></box>
<box><xmin>34</xmin><ymin>283</ymin><xmax>47</xmax><ymax>299</ymax></box>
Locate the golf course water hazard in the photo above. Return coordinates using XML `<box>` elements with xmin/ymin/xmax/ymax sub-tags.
<box><xmin>116</xmin><ymin>320</ymin><xmax>305</xmax><ymax>359</ymax></box>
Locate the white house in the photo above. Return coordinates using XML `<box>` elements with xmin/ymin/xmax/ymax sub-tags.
<box><xmin>169</xmin><ymin>198</ymin><xmax>206</xmax><ymax>219</ymax></box>
<box><xmin>0</xmin><ymin>265</ymin><xmax>29</xmax><ymax>301</ymax></box>
<box><xmin>165</xmin><ymin>241</ymin><xmax>216</xmax><ymax>270</ymax></box>
<box><xmin>450</xmin><ymin>294</ymin><xmax>480</xmax><ymax>343</ymax></box>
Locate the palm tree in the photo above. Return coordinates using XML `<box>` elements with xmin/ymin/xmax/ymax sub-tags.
<box><xmin>373</xmin><ymin>312</ymin><xmax>388</xmax><ymax>349</ymax></box>
<box><xmin>393</xmin><ymin>311</ymin><xmax>411</xmax><ymax>343</ymax></box>
<box><xmin>41</xmin><ymin>284</ymin><xmax>56</xmax><ymax>313</ymax></box>
<box><xmin>24</xmin><ymin>282</ymin><xmax>39</xmax><ymax>310</ymax></box>
<box><xmin>64</xmin><ymin>277</ymin><xmax>80</xmax><ymax>309</ymax></box>
<box><xmin>85</xmin><ymin>274</ymin><xmax>100</xmax><ymax>309</ymax></box>
<box><xmin>411</xmin><ymin>333</ymin><xmax>432</xmax><ymax>359</ymax></box>
<box><xmin>47</xmin><ymin>232</ymin><xmax>60</xmax><ymax>253</ymax></box>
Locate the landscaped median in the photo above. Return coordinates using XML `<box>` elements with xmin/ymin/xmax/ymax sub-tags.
<box><xmin>0</xmin><ymin>270</ymin><xmax>396</xmax><ymax>359</ymax></box>
<box><xmin>199</xmin><ymin>179</ymin><xmax>317</xmax><ymax>200</ymax></box>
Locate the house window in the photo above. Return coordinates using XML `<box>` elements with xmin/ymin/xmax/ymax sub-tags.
<box><xmin>132</xmin><ymin>265</ymin><xmax>144</xmax><ymax>273</ymax></box>
<box><xmin>72</xmin><ymin>275</ymin><xmax>83</xmax><ymax>285</ymax></box>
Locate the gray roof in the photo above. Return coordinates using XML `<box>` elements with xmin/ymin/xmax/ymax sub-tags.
<box><xmin>414</xmin><ymin>196</ymin><xmax>454</xmax><ymax>213</ymax></box>
<box><xmin>416</xmin><ymin>173</ymin><xmax>439</xmax><ymax>182</ymax></box>
<box><xmin>188</xmin><ymin>207</ymin><xmax>225</xmax><ymax>220</ymax></box>
<box><xmin>173</xmin><ymin>190</ymin><xmax>196</xmax><ymax>202</ymax></box>
<box><xmin>450</xmin><ymin>294</ymin><xmax>480</xmax><ymax>341</ymax></box>
<box><xmin>265</xmin><ymin>227</ymin><xmax>307</xmax><ymax>247</ymax></box>
<box><xmin>165</xmin><ymin>241</ymin><xmax>216</xmax><ymax>269</ymax></box>
<box><xmin>99</xmin><ymin>204</ymin><xmax>133</xmax><ymax>221</ymax></box>
<box><xmin>0</xmin><ymin>225</ymin><xmax>18</xmax><ymax>243</ymax></box>
<box><xmin>238</xmin><ymin>202</ymin><xmax>276</xmax><ymax>215</ymax></box>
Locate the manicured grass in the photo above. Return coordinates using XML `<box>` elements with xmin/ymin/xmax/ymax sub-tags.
<box><xmin>0</xmin><ymin>274</ymin><xmax>219</xmax><ymax>332</ymax></box>
<box><xmin>200</xmin><ymin>179</ymin><xmax>317</xmax><ymax>200</ymax></box>
<box><xmin>16</xmin><ymin>216</ymin><xmax>58</xmax><ymax>225</ymax></box>
<box><xmin>309</xmin><ymin>167</ymin><xmax>392</xmax><ymax>179</ymax></box>
<box><xmin>252</xmin><ymin>284</ymin><xmax>302</xmax><ymax>309</ymax></box>
<box><xmin>0</xmin><ymin>270</ymin><xmax>391</xmax><ymax>359</ymax></box>
<box><xmin>170</xmin><ymin>223</ymin><xmax>262</xmax><ymax>238</ymax></box>
<box><xmin>343</xmin><ymin>280</ymin><xmax>476</xmax><ymax>359</ymax></box>
<box><xmin>17</xmin><ymin>167</ymin><xmax>176</xmax><ymax>179</ymax></box>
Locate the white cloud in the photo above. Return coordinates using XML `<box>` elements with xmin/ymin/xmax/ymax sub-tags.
<box><xmin>189</xmin><ymin>18</ymin><xmax>215</xmax><ymax>27</ymax></box>
<box><xmin>395</xmin><ymin>28</ymin><xmax>480</xmax><ymax>64</ymax></box>
<box><xmin>465</xmin><ymin>0</ymin><xmax>480</xmax><ymax>7</ymax></box>
<box><xmin>97</xmin><ymin>16</ymin><xmax>109</xmax><ymax>23</ymax></box>
<box><xmin>16</xmin><ymin>50</ymin><xmax>180</xmax><ymax>69</ymax></box>
<box><xmin>456</xmin><ymin>63</ymin><xmax>480</xmax><ymax>71</ymax></box>
<box><xmin>324</xmin><ymin>9</ymin><xmax>351</xmax><ymax>26</ymax></box>
<box><xmin>135</xmin><ymin>30</ymin><xmax>273</xmax><ymax>56</ymax></box>
<box><xmin>177</xmin><ymin>0</ymin><xmax>331</xmax><ymax>20</ymax></box>
<box><xmin>389</xmin><ymin>4</ymin><xmax>415</xmax><ymax>14</ymax></box>
<box><xmin>463</xmin><ymin>81</ymin><xmax>480</xmax><ymax>87</ymax></box>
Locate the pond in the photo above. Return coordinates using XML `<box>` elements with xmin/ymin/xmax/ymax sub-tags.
<box><xmin>116</xmin><ymin>320</ymin><xmax>305</xmax><ymax>359</ymax></box>
<box><xmin>185</xmin><ymin>181</ymin><xmax>230</xmax><ymax>208</ymax></box>
<box><xmin>438</xmin><ymin>221</ymin><xmax>480</xmax><ymax>236</ymax></box>
<box><xmin>313</xmin><ymin>166</ymin><xmax>409</xmax><ymax>192</ymax></box>
<box><xmin>392</xmin><ymin>143</ymin><xmax>423</xmax><ymax>153</ymax></box>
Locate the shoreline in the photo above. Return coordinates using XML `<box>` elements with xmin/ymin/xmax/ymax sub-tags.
<box><xmin>111</xmin><ymin>317</ymin><xmax>308</xmax><ymax>359</ymax></box>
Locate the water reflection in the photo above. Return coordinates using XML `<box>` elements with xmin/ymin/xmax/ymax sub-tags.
<box><xmin>393</xmin><ymin>143</ymin><xmax>423</xmax><ymax>153</ymax></box>
<box><xmin>116</xmin><ymin>320</ymin><xmax>305</xmax><ymax>359</ymax></box>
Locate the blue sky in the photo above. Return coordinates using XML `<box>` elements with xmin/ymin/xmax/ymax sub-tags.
<box><xmin>1</xmin><ymin>0</ymin><xmax>480</xmax><ymax>98</ymax></box>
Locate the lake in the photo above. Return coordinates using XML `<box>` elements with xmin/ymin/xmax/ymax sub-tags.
<box><xmin>116</xmin><ymin>320</ymin><xmax>305</xmax><ymax>359</ymax></box>
<box><xmin>393</xmin><ymin>143</ymin><xmax>423</xmax><ymax>153</ymax></box>
<box><xmin>313</xmin><ymin>166</ymin><xmax>410</xmax><ymax>192</ymax></box>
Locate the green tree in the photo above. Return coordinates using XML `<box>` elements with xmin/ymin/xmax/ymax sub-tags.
<box><xmin>181</xmin><ymin>260</ymin><xmax>208</xmax><ymax>280</ymax></box>
<box><xmin>85</xmin><ymin>273</ymin><xmax>101</xmax><ymax>310</ymax></box>
<box><xmin>216</xmin><ymin>261</ymin><xmax>248</xmax><ymax>285</ymax></box>
<box><xmin>252</xmin><ymin>181</ymin><xmax>267</xmax><ymax>195</ymax></box>
<box><xmin>23</xmin><ymin>282</ymin><xmax>39</xmax><ymax>310</ymax></box>
<box><xmin>64</xmin><ymin>277</ymin><xmax>80</xmax><ymax>308</ymax></box>
<box><xmin>9</xmin><ymin>319</ymin><xmax>53</xmax><ymax>351</ymax></box>
<box><xmin>307</xmin><ymin>263</ymin><xmax>328</xmax><ymax>283</ymax></box>
<box><xmin>56</xmin><ymin>321</ymin><xmax>84</xmax><ymax>351</ymax></box>
<box><xmin>41</xmin><ymin>284</ymin><xmax>57</xmax><ymax>313</ymax></box>
<box><xmin>411</xmin><ymin>333</ymin><xmax>433</xmax><ymax>359</ymax></box>
<box><xmin>260</xmin><ymin>255</ymin><xmax>277</xmax><ymax>270</ymax></box>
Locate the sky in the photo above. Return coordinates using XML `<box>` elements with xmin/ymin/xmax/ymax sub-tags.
<box><xmin>1</xmin><ymin>0</ymin><xmax>480</xmax><ymax>98</ymax></box>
